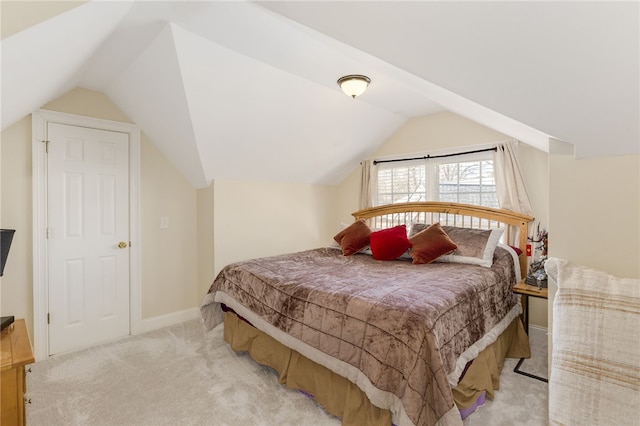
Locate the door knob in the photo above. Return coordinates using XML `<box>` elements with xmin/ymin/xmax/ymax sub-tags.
<box><xmin>118</xmin><ymin>241</ymin><xmax>128</xmax><ymax>249</ymax></box>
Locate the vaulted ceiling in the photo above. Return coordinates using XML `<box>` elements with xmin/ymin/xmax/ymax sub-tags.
<box><xmin>2</xmin><ymin>1</ymin><xmax>638</xmax><ymax>188</ymax></box>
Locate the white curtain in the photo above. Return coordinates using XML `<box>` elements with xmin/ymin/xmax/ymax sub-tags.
<box><xmin>359</xmin><ymin>160</ymin><xmax>377</xmax><ymax>209</ymax></box>
<box><xmin>494</xmin><ymin>141</ymin><xmax>535</xmax><ymax>217</ymax></box>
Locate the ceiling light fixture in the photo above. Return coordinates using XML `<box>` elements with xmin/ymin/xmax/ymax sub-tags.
<box><xmin>337</xmin><ymin>75</ymin><xmax>371</xmax><ymax>99</ymax></box>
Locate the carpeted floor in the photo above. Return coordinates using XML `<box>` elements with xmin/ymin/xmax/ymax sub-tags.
<box><xmin>463</xmin><ymin>326</ymin><xmax>548</xmax><ymax>425</ymax></box>
<box><xmin>26</xmin><ymin>319</ymin><xmax>548</xmax><ymax>425</ymax></box>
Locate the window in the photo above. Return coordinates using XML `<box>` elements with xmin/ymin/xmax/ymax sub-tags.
<box><xmin>377</xmin><ymin>164</ymin><xmax>426</xmax><ymax>205</ymax></box>
<box><xmin>375</xmin><ymin>151</ymin><xmax>498</xmax><ymax>208</ymax></box>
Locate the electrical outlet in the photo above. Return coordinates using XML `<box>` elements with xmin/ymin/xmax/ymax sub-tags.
<box><xmin>160</xmin><ymin>216</ymin><xmax>169</xmax><ymax>229</ymax></box>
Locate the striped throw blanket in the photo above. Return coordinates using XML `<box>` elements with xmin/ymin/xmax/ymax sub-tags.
<box><xmin>546</xmin><ymin>258</ymin><xmax>640</xmax><ymax>425</ymax></box>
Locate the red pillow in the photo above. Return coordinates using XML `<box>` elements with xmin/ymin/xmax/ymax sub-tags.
<box><xmin>333</xmin><ymin>219</ymin><xmax>371</xmax><ymax>256</ymax></box>
<box><xmin>510</xmin><ymin>245</ymin><xmax>523</xmax><ymax>256</ymax></box>
<box><xmin>409</xmin><ymin>223</ymin><xmax>458</xmax><ymax>264</ymax></box>
<box><xmin>369</xmin><ymin>225</ymin><xmax>413</xmax><ymax>260</ymax></box>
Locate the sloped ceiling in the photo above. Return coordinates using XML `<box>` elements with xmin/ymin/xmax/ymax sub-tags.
<box><xmin>2</xmin><ymin>1</ymin><xmax>638</xmax><ymax>189</ymax></box>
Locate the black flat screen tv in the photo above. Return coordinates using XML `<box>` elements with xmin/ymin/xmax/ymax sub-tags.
<box><xmin>1</xmin><ymin>229</ymin><xmax>15</xmax><ymax>277</ymax></box>
<box><xmin>1</xmin><ymin>229</ymin><xmax>16</xmax><ymax>331</ymax></box>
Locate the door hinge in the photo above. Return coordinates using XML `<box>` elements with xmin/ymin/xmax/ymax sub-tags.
<box><xmin>47</xmin><ymin>313</ymin><xmax>50</xmax><ymax>324</ymax></box>
<box><xmin>42</xmin><ymin>140</ymin><xmax>49</xmax><ymax>154</ymax></box>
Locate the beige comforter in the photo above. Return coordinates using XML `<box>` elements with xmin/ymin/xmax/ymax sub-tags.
<box><xmin>201</xmin><ymin>247</ymin><xmax>520</xmax><ymax>426</ymax></box>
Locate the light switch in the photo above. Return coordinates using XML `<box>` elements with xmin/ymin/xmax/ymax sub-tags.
<box><xmin>160</xmin><ymin>216</ymin><xmax>169</xmax><ymax>229</ymax></box>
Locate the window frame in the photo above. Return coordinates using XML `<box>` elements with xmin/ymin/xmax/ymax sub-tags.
<box><xmin>373</xmin><ymin>149</ymin><xmax>498</xmax><ymax>208</ymax></box>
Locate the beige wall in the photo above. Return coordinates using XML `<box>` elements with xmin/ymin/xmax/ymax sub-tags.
<box><xmin>549</xmin><ymin>141</ymin><xmax>639</xmax><ymax>278</ymax></box>
<box><xmin>140</xmin><ymin>137</ymin><xmax>199</xmax><ymax>318</ymax></box>
<box><xmin>371</xmin><ymin>111</ymin><xmax>517</xmax><ymax>158</ymax></box>
<box><xmin>1</xmin><ymin>1</ymin><xmax>85</xmax><ymax>39</ymax></box>
<box><xmin>212</xmin><ymin>180</ymin><xmax>336</xmax><ymax>276</ymax></box>
<box><xmin>333</xmin><ymin>111</ymin><xmax>550</xmax><ymax>327</ymax></box>
<box><xmin>0</xmin><ymin>116</ymin><xmax>33</xmax><ymax>328</ymax></box>
<box><xmin>197</xmin><ymin>184</ymin><xmax>216</xmax><ymax>300</ymax></box>
<box><xmin>547</xmin><ymin>139</ymin><xmax>639</xmax><ymax>367</ymax></box>
<box><xmin>0</xmin><ymin>88</ymin><xmax>200</xmax><ymax>337</ymax></box>
<box><xmin>42</xmin><ymin>87</ymin><xmax>132</xmax><ymax>124</ymax></box>
<box><xmin>517</xmin><ymin>143</ymin><xmax>549</xmax><ymax>327</ymax></box>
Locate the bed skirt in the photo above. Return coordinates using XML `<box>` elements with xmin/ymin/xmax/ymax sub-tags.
<box><xmin>222</xmin><ymin>311</ymin><xmax>531</xmax><ymax>425</ymax></box>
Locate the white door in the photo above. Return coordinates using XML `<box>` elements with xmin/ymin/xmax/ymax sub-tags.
<box><xmin>47</xmin><ymin>123</ymin><xmax>130</xmax><ymax>355</ymax></box>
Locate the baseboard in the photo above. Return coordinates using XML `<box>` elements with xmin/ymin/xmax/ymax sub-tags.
<box><xmin>137</xmin><ymin>307</ymin><xmax>201</xmax><ymax>334</ymax></box>
<box><xmin>528</xmin><ymin>324</ymin><xmax>548</xmax><ymax>339</ymax></box>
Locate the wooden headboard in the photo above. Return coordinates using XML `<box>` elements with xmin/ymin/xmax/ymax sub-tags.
<box><xmin>352</xmin><ymin>202</ymin><xmax>534</xmax><ymax>278</ymax></box>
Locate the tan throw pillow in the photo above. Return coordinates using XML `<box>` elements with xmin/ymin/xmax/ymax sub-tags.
<box><xmin>408</xmin><ymin>223</ymin><xmax>458</xmax><ymax>264</ymax></box>
<box><xmin>333</xmin><ymin>219</ymin><xmax>371</xmax><ymax>256</ymax></box>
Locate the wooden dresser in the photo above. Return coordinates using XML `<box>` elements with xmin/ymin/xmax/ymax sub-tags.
<box><xmin>1</xmin><ymin>319</ymin><xmax>35</xmax><ymax>426</ymax></box>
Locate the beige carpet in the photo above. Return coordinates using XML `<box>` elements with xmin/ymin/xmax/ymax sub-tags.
<box><xmin>26</xmin><ymin>319</ymin><xmax>548</xmax><ymax>425</ymax></box>
<box><xmin>464</xmin><ymin>326</ymin><xmax>548</xmax><ymax>425</ymax></box>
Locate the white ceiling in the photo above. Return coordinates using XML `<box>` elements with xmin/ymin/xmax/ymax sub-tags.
<box><xmin>2</xmin><ymin>1</ymin><xmax>638</xmax><ymax>188</ymax></box>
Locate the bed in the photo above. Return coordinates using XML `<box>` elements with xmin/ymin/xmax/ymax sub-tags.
<box><xmin>201</xmin><ymin>202</ymin><xmax>534</xmax><ymax>426</ymax></box>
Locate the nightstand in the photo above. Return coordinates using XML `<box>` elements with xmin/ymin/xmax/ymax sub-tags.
<box><xmin>512</xmin><ymin>281</ymin><xmax>548</xmax><ymax>382</ymax></box>
<box><xmin>513</xmin><ymin>281</ymin><xmax>548</xmax><ymax>333</ymax></box>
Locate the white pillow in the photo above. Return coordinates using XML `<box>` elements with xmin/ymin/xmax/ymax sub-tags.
<box><xmin>498</xmin><ymin>243</ymin><xmax>521</xmax><ymax>281</ymax></box>
<box><xmin>436</xmin><ymin>226</ymin><xmax>504</xmax><ymax>267</ymax></box>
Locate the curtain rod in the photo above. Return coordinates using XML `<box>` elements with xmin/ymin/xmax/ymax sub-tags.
<box><xmin>372</xmin><ymin>147</ymin><xmax>497</xmax><ymax>165</ymax></box>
